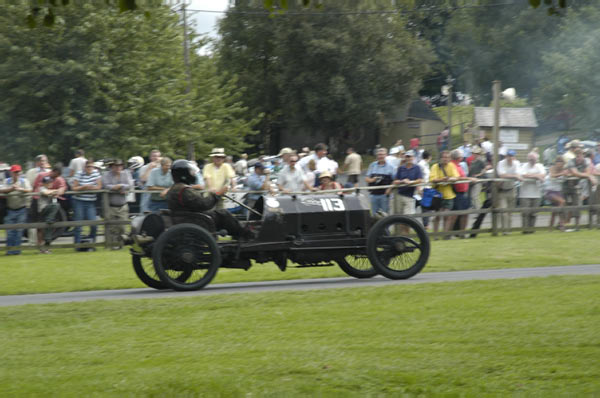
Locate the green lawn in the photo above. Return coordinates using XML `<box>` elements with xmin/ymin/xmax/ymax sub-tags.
<box><xmin>1</xmin><ymin>230</ymin><xmax>599</xmax><ymax>295</ymax></box>
<box><xmin>1</xmin><ymin>275</ymin><xmax>599</xmax><ymax>396</ymax></box>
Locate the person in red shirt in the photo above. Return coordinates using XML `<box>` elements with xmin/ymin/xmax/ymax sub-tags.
<box><xmin>450</xmin><ymin>150</ymin><xmax>476</xmax><ymax>236</ymax></box>
<box><xmin>410</xmin><ymin>136</ymin><xmax>420</xmax><ymax>150</ymax></box>
<box><xmin>318</xmin><ymin>171</ymin><xmax>343</xmax><ymax>194</ymax></box>
<box><xmin>33</xmin><ymin>164</ymin><xmax>67</xmax><ymax>249</ymax></box>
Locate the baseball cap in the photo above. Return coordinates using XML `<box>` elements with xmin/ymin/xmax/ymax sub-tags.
<box><xmin>405</xmin><ymin>150</ymin><xmax>416</xmax><ymax>157</ymax></box>
<box><xmin>10</xmin><ymin>164</ymin><xmax>22</xmax><ymax>172</ymax></box>
<box><xmin>507</xmin><ymin>150</ymin><xmax>517</xmax><ymax>156</ymax></box>
<box><xmin>389</xmin><ymin>147</ymin><xmax>400</xmax><ymax>155</ymax></box>
<box><xmin>254</xmin><ymin>162</ymin><xmax>264</xmax><ymax>169</ymax></box>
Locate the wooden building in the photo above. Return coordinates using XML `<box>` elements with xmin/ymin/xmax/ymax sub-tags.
<box><xmin>474</xmin><ymin>107</ymin><xmax>538</xmax><ymax>161</ymax></box>
<box><xmin>380</xmin><ymin>99</ymin><xmax>445</xmax><ymax>151</ymax></box>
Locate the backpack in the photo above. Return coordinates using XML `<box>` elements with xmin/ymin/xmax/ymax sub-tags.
<box><xmin>421</xmin><ymin>188</ymin><xmax>442</xmax><ymax>210</ymax></box>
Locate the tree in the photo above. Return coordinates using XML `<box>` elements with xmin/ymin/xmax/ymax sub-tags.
<box><xmin>536</xmin><ymin>4</ymin><xmax>600</xmax><ymax>132</ymax></box>
<box><xmin>0</xmin><ymin>4</ymin><xmax>257</xmax><ymax>163</ymax></box>
<box><xmin>217</xmin><ymin>0</ymin><xmax>434</xmax><ymax>153</ymax></box>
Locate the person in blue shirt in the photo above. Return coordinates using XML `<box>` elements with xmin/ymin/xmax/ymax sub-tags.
<box><xmin>387</xmin><ymin>150</ymin><xmax>423</xmax><ymax>216</ymax></box>
<box><xmin>245</xmin><ymin>162</ymin><xmax>272</xmax><ymax>209</ymax></box>
<box><xmin>365</xmin><ymin>148</ymin><xmax>395</xmax><ymax>214</ymax></box>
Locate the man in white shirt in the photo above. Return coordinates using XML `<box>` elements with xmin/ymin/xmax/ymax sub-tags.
<box><xmin>68</xmin><ymin>149</ymin><xmax>87</xmax><ymax>178</ymax></box>
<box><xmin>343</xmin><ymin>147</ymin><xmax>362</xmax><ymax>187</ymax></box>
<box><xmin>496</xmin><ymin>150</ymin><xmax>522</xmax><ymax>234</ymax></box>
<box><xmin>518</xmin><ymin>152</ymin><xmax>546</xmax><ymax>233</ymax></box>
<box><xmin>277</xmin><ymin>155</ymin><xmax>314</xmax><ymax>193</ymax></box>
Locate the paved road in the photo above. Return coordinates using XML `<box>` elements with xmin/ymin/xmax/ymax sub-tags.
<box><xmin>2</xmin><ymin>264</ymin><xmax>599</xmax><ymax>307</ymax></box>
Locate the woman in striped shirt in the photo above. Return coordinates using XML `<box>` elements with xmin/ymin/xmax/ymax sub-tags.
<box><xmin>72</xmin><ymin>160</ymin><xmax>102</xmax><ymax>250</ymax></box>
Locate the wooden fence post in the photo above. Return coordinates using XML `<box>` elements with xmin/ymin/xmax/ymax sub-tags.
<box><xmin>102</xmin><ymin>190</ymin><xmax>111</xmax><ymax>249</ymax></box>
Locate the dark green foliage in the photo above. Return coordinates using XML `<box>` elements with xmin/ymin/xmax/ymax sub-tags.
<box><xmin>218</xmin><ymin>0</ymin><xmax>434</xmax><ymax>153</ymax></box>
<box><xmin>0</xmin><ymin>4</ymin><xmax>257</xmax><ymax>163</ymax></box>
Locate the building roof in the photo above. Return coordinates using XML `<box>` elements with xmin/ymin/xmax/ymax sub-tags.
<box><xmin>474</xmin><ymin>107</ymin><xmax>538</xmax><ymax>128</ymax></box>
<box><xmin>385</xmin><ymin>100</ymin><xmax>443</xmax><ymax>123</ymax></box>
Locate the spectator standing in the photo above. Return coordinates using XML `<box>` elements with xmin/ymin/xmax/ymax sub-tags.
<box><xmin>33</xmin><ymin>164</ymin><xmax>67</xmax><ymax>237</ymax></box>
<box><xmin>68</xmin><ymin>149</ymin><xmax>87</xmax><ymax>178</ymax></box>
<box><xmin>102</xmin><ymin>159</ymin><xmax>133</xmax><ymax>250</ymax></box>
<box><xmin>481</xmin><ymin>137</ymin><xmax>493</xmax><ymax>159</ymax></box>
<box><xmin>518</xmin><ymin>152</ymin><xmax>546</xmax><ymax>233</ymax></box>
<box><xmin>390</xmin><ymin>139</ymin><xmax>405</xmax><ymax>154</ymax></box>
<box><xmin>305</xmin><ymin>159</ymin><xmax>317</xmax><ymax>188</ymax></box>
<box><xmin>556</xmin><ymin>134</ymin><xmax>569</xmax><ymax>155</ymax></box>
<box><xmin>37</xmin><ymin>176</ymin><xmax>61</xmax><ymax>254</ymax></box>
<box><xmin>468</xmin><ymin>146</ymin><xmax>489</xmax><ymax>210</ymax></box>
<box><xmin>543</xmin><ymin>146</ymin><xmax>556</xmax><ymax>167</ymax></box>
<box><xmin>563</xmin><ymin>140</ymin><xmax>579</xmax><ymax>163</ymax></box>
<box><xmin>409</xmin><ymin>136</ymin><xmax>420</xmax><ymax>150</ymax></box>
<box><xmin>544</xmin><ymin>156</ymin><xmax>568</xmax><ymax>231</ymax></box>
<box><xmin>388</xmin><ymin>150</ymin><xmax>422</xmax><ymax>216</ymax></box>
<box><xmin>565</xmin><ymin>148</ymin><xmax>596</xmax><ymax>230</ymax></box>
<box><xmin>365</xmin><ymin>148</ymin><xmax>395</xmax><ymax>214</ymax></box>
<box><xmin>147</xmin><ymin>157</ymin><xmax>173</xmax><ymax>212</ymax></box>
<box><xmin>496</xmin><ymin>150</ymin><xmax>522</xmax><ymax>234</ymax></box>
<box><xmin>278</xmin><ymin>155</ymin><xmax>313</xmax><ymax>193</ymax></box>
<box><xmin>417</xmin><ymin>151</ymin><xmax>432</xmax><ymax>229</ymax></box>
<box><xmin>429</xmin><ymin>151</ymin><xmax>459</xmax><ymax>236</ymax></box>
<box><xmin>278</xmin><ymin>148</ymin><xmax>294</xmax><ymax>168</ymax></box>
<box><xmin>139</xmin><ymin>149</ymin><xmax>162</xmax><ymax>213</ymax></box>
<box><xmin>71</xmin><ymin>160</ymin><xmax>102</xmax><ymax>249</ymax></box>
<box><xmin>450</xmin><ymin>149</ymin><xmax>472</xmax><ymax>235</ymax></box>
<box><xmin>594</xmin><ymin>143</ymin><xmax>600</xmax><ymax>165</ymax></box>
<box><xmin>0</xmin><ymin>165</ymin><xmax>32</xmax><ymax>255</ymax></box>
<box><xmin>203</xmin><ymin>148</ymin><xmax>236</xmax><ymax>210</ymax></box>
<box><xmin>437</xmin><ymin>128</ymin><xmax>449</xmax><ymax>152</ymax></box>
<box><xmin>318</xmin><ymin>171</ymin><xmax>343</xmax><ymax>194</ymax></box>
<box><xmin>234</xmin><ymin>153</ymin><xmax>249</xmax><ymax>177</ymax></box>
<box><xmin>343</xmin><ymin>147</ymin><xmax>362</xmax><ymax>187</ymax></box>
<box><xmin>386</xmin><ymin>147</ymin><xmax>402</xmax><ymax>171</ymax></box>
<box><xmin>298</xmin><ymin>143</ymin><xmax>331</xmax><ymax>176</ymax></box>
<box><xmin>246</xmin><ymin>162</ymin><xmax>272</xmax><ymax>209</ymax></box>
<box><xmin>26</xmin><ymin>154</ymin><xmax>50</xmax><ymax>187</ymax></box>
<box><xmin>458</xmin><ymin>140</ymin><xmax>472</xmax><ymax>158</ymax></box>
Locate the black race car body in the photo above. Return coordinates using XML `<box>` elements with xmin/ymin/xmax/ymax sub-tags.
<box><xmin>128</xmin><ymin>193</ymin><xmax>430</xmax><ymax>291</ymax></box>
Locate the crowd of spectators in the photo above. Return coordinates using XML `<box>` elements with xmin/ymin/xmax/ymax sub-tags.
<box><xmin>1</xmin><ymin>137</ymin><xmax>599</xmax><ymax>254</ymax></box>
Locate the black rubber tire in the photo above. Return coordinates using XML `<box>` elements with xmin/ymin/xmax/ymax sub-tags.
<box><xmin>366</xmin><ymin>215</ymin><xmax>430</xmax><ymax>280</ymax></box>
<box><xmin>336</xmin><ymin>255</ymin><xmax>378</xmax><ymax>279</ymax></box>
<box><xmin>153</xmin><ymin>223</ymin><xmax>221</xmax><ymax>291</ymax></box>
<box><xmin>132</xmin><ymin>254</ymin><xmax>168</xmax><ymax>290</ymax></box>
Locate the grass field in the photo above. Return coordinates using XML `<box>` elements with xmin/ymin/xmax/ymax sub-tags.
<box><xmin>1</xmin><ymin>275</ymin><xmax>599</xmax><ymax>396</ymax></box>
<box><xmin>1</xmin><ymin>230</ymin><xmax>599</xmax><ymax>295</ymax></box>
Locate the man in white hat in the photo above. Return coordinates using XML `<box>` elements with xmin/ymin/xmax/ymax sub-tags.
<box><xmin>203</xmin><ymin>148</ymin><xmax>236</xmax><ymax>210</ymax></box>
<box><xmin>278</xmin><ymin>147</ymin><xmax>294</xmax><ymax>167</ymax></box>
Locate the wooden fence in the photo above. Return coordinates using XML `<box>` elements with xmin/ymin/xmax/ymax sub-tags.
<box><xmin>0</xmin><ymin>180</ymin><xmax>598</xmax><ymax>252</ymax></box>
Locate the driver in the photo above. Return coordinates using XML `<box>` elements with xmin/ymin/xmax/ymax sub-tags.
<box><xmin>167</xmin><ymin>159</ymin><xmax>253</xmax><ymax>240</ymax></box>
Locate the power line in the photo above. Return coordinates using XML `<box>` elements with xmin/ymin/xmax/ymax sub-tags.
<box><xmin>184</xmin><ymin>1</ymin><xmax>522</xmax><ymax>16</ymax></box>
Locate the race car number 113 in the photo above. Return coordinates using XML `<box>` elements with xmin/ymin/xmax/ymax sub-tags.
<box><xmin>320</xmin><ymin>198</ymin><xmax>345</xmax><ymax>211</ymax></box>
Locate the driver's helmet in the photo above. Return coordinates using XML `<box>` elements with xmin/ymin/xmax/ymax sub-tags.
<box><xmin>171</xmin><ymin>159</ymin><xmax>197</xmax><ymax>185</ymax></box>
<box><xmin>127</xmin><ymin>156</ymin><xmax>144</xmax><ymax>170</ymax></box>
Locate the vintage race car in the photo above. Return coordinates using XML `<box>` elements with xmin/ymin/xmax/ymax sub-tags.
<box><xmin>127</xmin><ymin>193</ymin><xmax>430</xmax><ymax>291</ymax></box>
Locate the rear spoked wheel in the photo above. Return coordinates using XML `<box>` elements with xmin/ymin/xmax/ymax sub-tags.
<box><xmin>132</xmin><ymin>254</ymin><xmax>192</xmax><ymax>290</ymax></box>
<box><xmin>153</xmin><ymin>224</ymin><xmax>221</xmax><ymax>291</ymax></box>
<box><xmin>367</xmin><ymin>215</ymin><xmax>430</xmax><ymax>280</ymax></box>
<box><xmin>336</xmin><ymin>254</ymin><xmax>378</xmax><ymax>279</ymax></box>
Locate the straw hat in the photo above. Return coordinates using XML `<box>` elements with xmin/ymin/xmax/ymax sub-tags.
<box><xmin>319</xmin><ymin>171</ymin><xmax>333</xmax><ymax>180</ymax></box>
<box><xmin>209</xmin><ymin>148</ymin><xmax>226</xmax><ymax>157</ymax></box>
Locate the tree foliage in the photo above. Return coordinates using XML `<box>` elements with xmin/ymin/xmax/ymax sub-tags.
<box><xmin>217</xmin><ymin>0</ymin><xmax>434</xmax><ymax>153</ymax></box>
<box><xmin>0</xmin><ymin>4</ymin><xmax>257</xmax><ymax>164</ymax></box>
<box><xmin>536</xmin><ymin>4</ymin><xmax>600</xmax><ymax>132</ymax></box>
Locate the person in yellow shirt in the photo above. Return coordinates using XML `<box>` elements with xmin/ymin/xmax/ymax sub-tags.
<box><xmin>429</xmin><ymin>150</ymin><xmax>459</xmax><ymax>236</ymax></box>
<box><xmin>203</xmin><ymin>148</ymin><xmax>236</xmax><ymax>210</ymax></box>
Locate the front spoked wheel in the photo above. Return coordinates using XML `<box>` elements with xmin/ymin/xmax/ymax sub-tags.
<box><xmin>153</xmin><ymin>224</ymin><xmax>221</xmax><ymax>291</ymax></box>
<box><xmin>366</xmin><ymin>215</ymin><xmax>430</xmax><ymax>280</ymax></box>
<box><xmin>336</xmin><ymin>254</ymin><xmax>378</xmax><ymax>279</ymax></box>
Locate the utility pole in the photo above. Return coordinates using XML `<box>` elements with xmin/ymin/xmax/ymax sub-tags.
<box><xmin>446</xmin><ymin>75</ymin><xmax>453</xmax><ymax>150</ymax></box>
<box><xmin>181</xmin><ymin>1</ymin><xmax>194</xmax><ymax>161</ymax></box>
<box><xmin>491</xmin><ymin>80</ymin><xmax>501</xmax><ymax>236</ymax></box>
